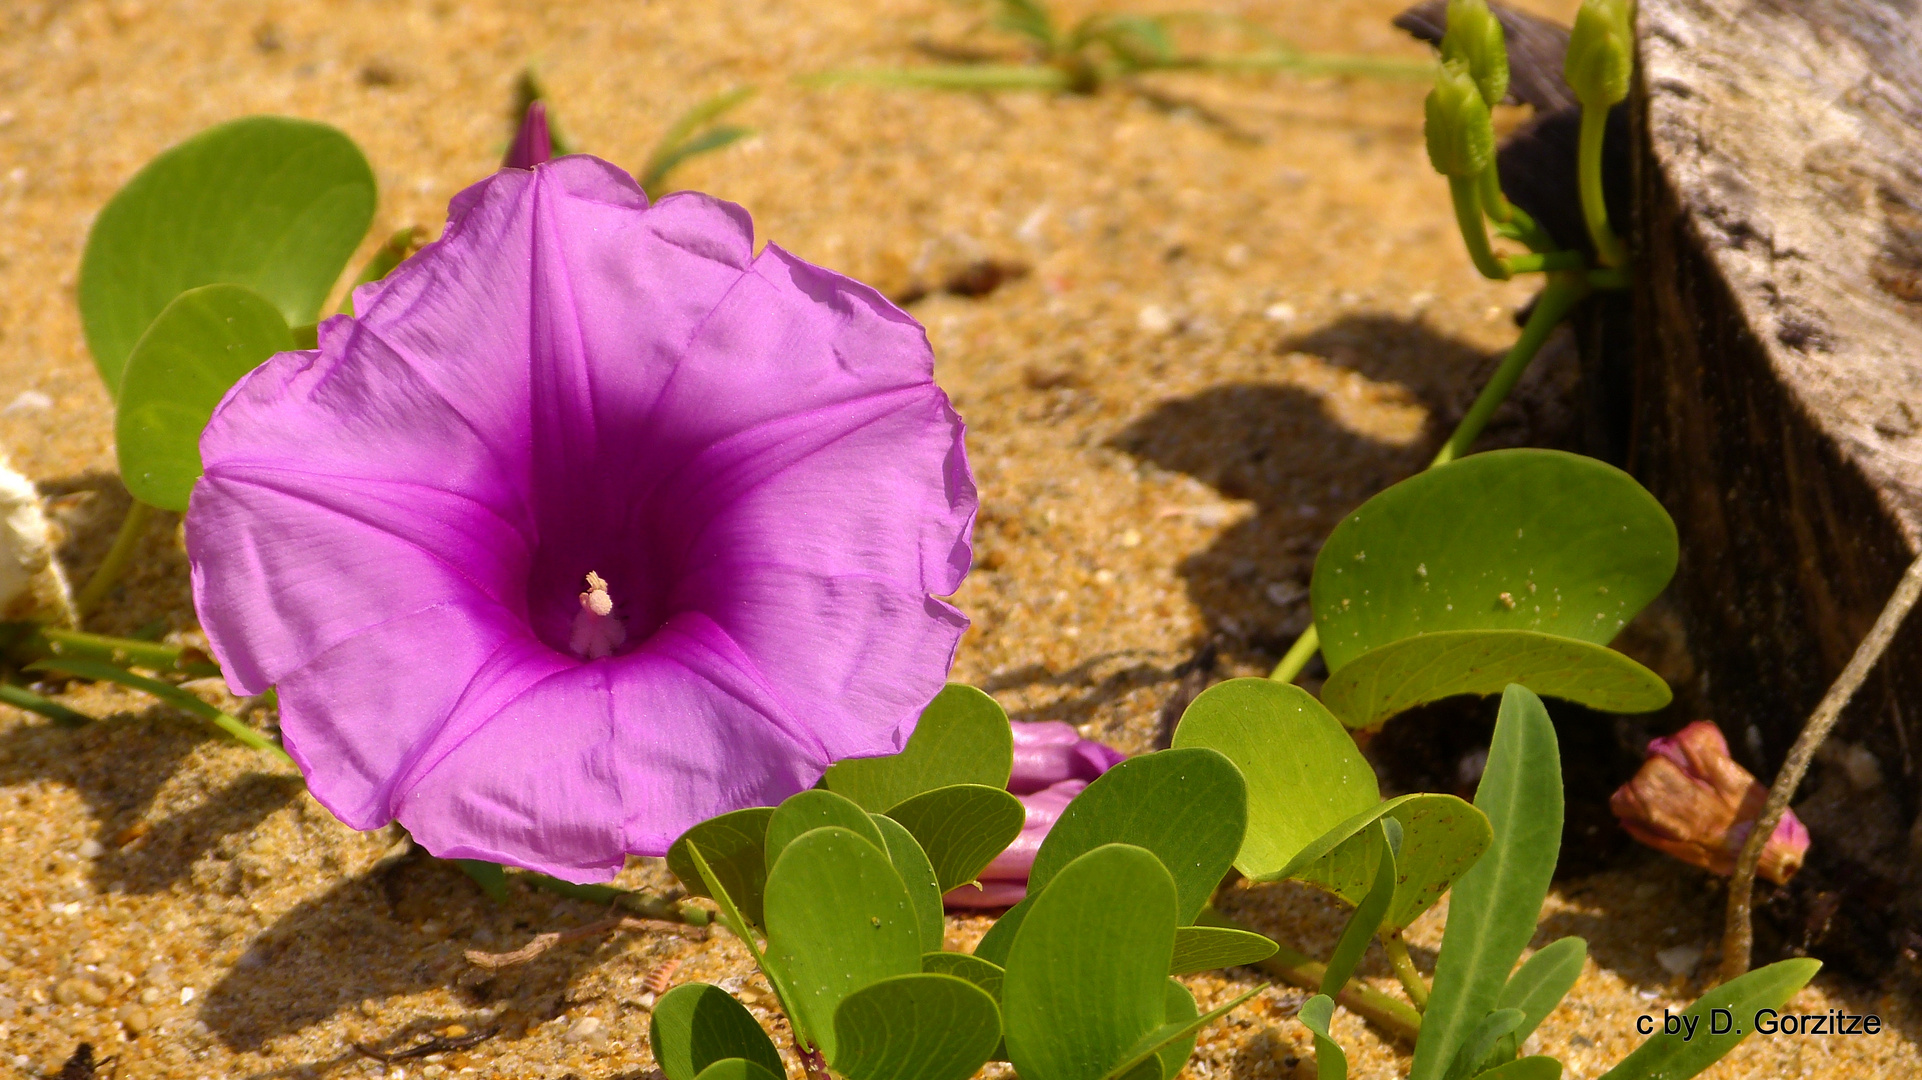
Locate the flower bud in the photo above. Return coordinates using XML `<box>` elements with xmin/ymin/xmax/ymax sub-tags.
<box><xmin>1424</xmin><ymin>60</ymin><xmax>1495</xmax><ymax>179</ymax></box>
<box><xmin>1007</xmin><ymin>720</ymin><xmax>1127</xmax><ymax>794</ymax></box>
<box><xmin>944</xmin><ymin>778</ymin><xmax>1085</xmax><ymax>910</ymax></box>
<box><xmin>1441</xmin><ymin>0</ymin><xmax>1509</xmax><ymax>107</ymax></box>
<box><xmin>1565</xmin><ymin>0</ymin><xmax>1634</xmax><ymax>107</ymax></box>
<box><xmin>1610</xmin><ymin>720</ymin><xmax>1810</xmax><ymax>885</ymax></box>
<box><xmin>503</xmin><ymin>100</ymin><xmax>553</xmax><ymax>170</ymax></box>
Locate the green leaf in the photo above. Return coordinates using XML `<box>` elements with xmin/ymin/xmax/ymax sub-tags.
<box><xmin>1312</xmin><ymin>448</ymin><xmax>1678</xmax><ymax>671</ymax></box>
<box><xmin>923</xmin><ymin>951</ymin><xmax>1005</xmax><ymax>1002</ymax></box>
<box><xmin>826</xmin><ymin>684</ymin><xmax>1015</xmax><ymax>811</ymax></box>
<box><xmin>1153</xmin><ymin>979</ymin><xmax>1200</xmax><ymax>1080</ymax></box>
<box><xmin>639</xmin><ymin>86</ymin><xmax>758</xmax><ymax>195</ymax></box>
<box><xmin>1321</xmin><ymin>629</ymin><xmax>1672</xmax><ymax>731</ymax></box>
<box><xmin>1170</xmin><ymin>678</ymin><xmax>1379</xmax><ymax>878</ymax></box>
<box><xmin>113</xmin><ymin>284</ymin><xmax>294</xmax><ymax>510</ymax></box>
<box><xmin>1410</xmin><ymin>686</ymin><xmax>1563</xmax><ymax>1080</ymax></box>
<box><xmin>1169</xmin><ymin>926</ymin><xmax>1278</xmax><ymax>976</ymax></box>
<box><xmin>971</xmin><ymin>894</ymin><xmax>1034</xmax><ymax>967</ymax></box>
<box><xmin>1002</xmin><ymin>844</ymin><xmax>1178</xmax><ymax>1080</ymax></box>
<box><xmin>1297</xmin><ymin>995</ymin><xmax>1348</xmax><ymax>1080</ymax></box>
<box><xmin>650</xmin><ymin>983</ymin><xmax>785</xmax><ymax>1080</ymax></box>
<box><xmin>1498</xmin><ymin>938</ymin><xmax>1587</xmax><ymax>1047</ymax></box>
<box><xmin>1277</xmin><ymin>793</ymin><xmax>1491</xmax><ymax>935</ymax></box>
<box><xmin>872</xmin><ymin>813</ymin><xmax>945</xmax><ymax>953</ymax></box>
<box><xmin>1104</xmin><ymin>982</ymin><xmax>1264</xmax><ymax>1080</ymax></box>
<box><xmin>1028</xmin><ymin>748</ymin><xmax>1247</xmax><ymax>924</ymax></box>
<box><xmin>1444</xmin><ymin>1008</ymin><xmax>1524</xmax><ymax>1080</ymax></box>
<box><xmin>79</xmin><ymin>116</ymin><xmax>376</xmax><ymax>394</ymax></box>
<box><xmin>454</xmin><ymin>859</ymin><xmax>509</xmax><ymax>903</ymax></box>
<box><xmin>679</xmin><ymin>842</ymin><xmax>781</xmax><ymax>995</ymax></box>
<box><xmin>831</xmin><ymin>973</ymin><xmax>1003</xmax><ymax>1080</ymax></box>
<box><xmin>1320</xmin><ymin>822</ymin><xmax>1398</xmax><ymax>998</ymax></box>
<box><xmin>765</xmin><ymin>789</ymin><xmax>887</xmax><ymax>872</ymax></box>
<box><xmin>884</xmin><ymin>783</ymin><xmax>1027</xmax><ymax>892</ymax></box>
<box><xmin>762</xmin><ymin>826</ymin><xmax>922</xmax><ymax>1059</ymax></box>
<box><xmin>1474</xmin><ymin>1057</ymin><xmax>1562</xmax><ymax>1080</ymax></box>
<box><xmin>691</xmin><ymin>1060</ymin><xmax>784</xmax><ymax>1080</ymax></box>
<box><xmin>1596</xmin><ymin>958</ymin><xmax>1822</xmax><ymax>1080</ymax></box>
<box><xmin>667</xmin><ymin>808</ymin><xmax>774</xmax><ymax>928</ymax></box>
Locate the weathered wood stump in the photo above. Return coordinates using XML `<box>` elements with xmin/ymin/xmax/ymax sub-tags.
<box><xmin>1631</xmin><ymin>0</ymin><xmax>1922</xmax><ymax>973</ymax></box>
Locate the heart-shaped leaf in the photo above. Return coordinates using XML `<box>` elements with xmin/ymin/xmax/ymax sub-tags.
<box><xmin>1029</xmin><ymin>748</ymin><xmax>1247</xmax><ymax>925</ymax></box>
<box><xmin>923</xmin><ymin>951</ymin><xmax>1004</xmax><ymax>1001</ymax></box>
<box><xmin>872</xmin><ymin>813</ymin><xmax>945</xmax><ymax>953</ymax></box>
<box><xmin>1171</xmin><ymin>678</ymin><xmax>1379</xmax><ymax>878</ymax></box>
<box><xmin>831</xmin><ymin>973</ymin><xmax>1002</xmax><ymax>1080</ymax></box>
<box><xmin>79</xmin><ymin>116</ymin><xmax>376</xmax><ymax>394</ymax></box>
<box><xmin>1410</xmin><ymin>686</ymin><xmax>1563</xmax><ymax>1080</ymax></box>
<box><xmin>1002</xmin><ymin>844</ymin><xmax>1178</xmax><ymax>1080</ymax></box>
<box><xmin>1321</xmin><ymin>629</ymin><xmax>1671</xmax><ymax>731</ymax></box>
<box><xmin>691</xmin><ymin>1061</ymin><xmax>783</xmax><ymax>1080</ymax></box>
<box><xmin>1596</xmin><ymin>958</ymin><xmax>1820</xmax><ymax>1080</ymax></box>
<box><xmin>766</xmin><ymin>789</ymin><xmax>887</xmax><ymax>873</ymax></box>
<box><xmin>650</xmin><ymin>983</ymin><xmax>785</xmax><ymax>1080</ymax></box>
<box><xmin>1169</xmin><ymin>925</ymin><xmax>1278</xmax><ymax>976</ymax></box>
<box><xmin>826</xmin><ymin>684</ymin><xmax>1015</xmax><ymax>811</ymax></box>
<box><xmin>763</xmin><ymin>826</ymin><xmax>922</xmax><ymax>1059</ymax></box>
<box><xmin>668</xmin><ymin>808</ymin><xmax>774</xmax><ymax>928</ymax></box>
<box><xmin>1279</xmin><ymin>793</ymin><xmax>1491</xmax><ymax>935</ymax></box>
<box><xmin>1312</xmin><ymin>448</ymin><xmax>1677</xmax><ymax>672</ymax></box>
<box><xmin>1296</xmin><ymin>995</ymin><xmax>1347</xmax><ymax>1080</ymax></box>
<box><xmin>885</xmin><ymin>783</ymin><xmax>1026</xmax><ymax>892</ymax></box>
<box><xmin>113</xmin><ymin>283</ymin><xmax>293</xmax><ymax>511</ymax></box>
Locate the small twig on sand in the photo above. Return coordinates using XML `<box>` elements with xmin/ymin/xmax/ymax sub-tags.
<box><xmin>1719</xmin><ymin>551</ymin><xmax>1922</xmax><ymax>983</ymax></box>
<box><xmin>353</xmin><ymin>1027</ymin><xmax>498</xmax><ymax>1063</ymax></box>
<box><xmin>465</xmin><ymin>915</ymin><xmax>707</xmax><ymax>969</ymax></box>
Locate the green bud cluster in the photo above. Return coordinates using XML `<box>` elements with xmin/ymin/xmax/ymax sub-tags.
<box><xmin>1441</xmin><ymin>0</ymin><xmax>1508</xmax><ymax>107</ymax></box>
<box><xmin>1566</xmin><ymin>0</ymin><xmax>1634</xmax><ymax>106</ymax></box>
<box><xmin>1424</xmin><ymin>60</ymin><xmax>1495</xmax><ymax>178</ymax></box>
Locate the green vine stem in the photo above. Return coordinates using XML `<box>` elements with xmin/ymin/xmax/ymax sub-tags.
<box><xmin>0</xmin><ymin>682</ymin><xmax>95</xmax><ymax>728</ymax></box>
<box><xmin>516</xmin><ymin>870</ymin><xmax>712</xmax><ymax>925</ymax></box>
<box><xmin>1448</xmin><ymin>176</ymin><xmax>1510</xmax><ymax>280</ymax></box>
<box><xmin>1269</xmin><ymin>271</ymin><xmax>1593</xmax><ymax>683</ymax></box>
<box><xmin>1577</xmin><ymin>103</ymin><xmax>1626</xmax><ymax>267</ymax></box>
<box><xmin>73</xmin><ymin>499</ymin><xmax>154</xmax><ymax>621</ymax></box>
<box><xmin>1719</xmin><ymin>551</ymin><xmax>1922</xmax><ymax>982</ymax></box>
<box><xmin>5</xmin><ymin>624</ymin><xmax>223</xmax><ymax>679</ymax></box>
<box><xmin>1202</xmin><ymin>907</ymin><xmax>1421</xmax><ymax>1041</ymax></box>
<box><xmin>26</xmin><ymin>655</ymin><xmax>294</xmax><ymax>766</ymax></box>
<box><xmin>1382</xmin><ymin>933</ymin><xmax>1432</xmax><ymax>1011</ymax></box>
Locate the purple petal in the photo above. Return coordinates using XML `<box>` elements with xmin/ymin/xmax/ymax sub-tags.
<box><xmin>188</xmin><ymin>159</ymin><xmax>976</xmax><ymax>879</ymax></box>
<box><xmin>503</xmin><ymin>102</ymin><xmax>552</xmax><ymax>169</ymax></box>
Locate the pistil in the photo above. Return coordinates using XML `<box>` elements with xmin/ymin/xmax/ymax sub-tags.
<box><xmin>569</xmin><ymin>571</ymin><xmax>626</xmax><ymax>659</ymax></box>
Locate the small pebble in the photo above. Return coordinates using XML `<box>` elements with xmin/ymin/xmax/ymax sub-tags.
<box><xmin>118</xmin><ymin>1004</ymin><xmax>151</xmax><ymax>1033</ymax></box>
<box><xmin>1136</xmin><ymin>304</ymin><xmax>1173</xmax><ymax>334</ymax></box>
<box><xmin>1656</xmin><ymin>944</ymin><xmax>1703</xmax><ymax>977</ymax></box>
<box><xmin>138</xmin><ymin>987</ymin><xmax>161</xmax><ymax>1005</ymax></box>
<box><xmin>179</xmin><ymin>986</ymin><xmax>195</xmax><ymax>1004</ymax></box>
<box><xmin>1264</xmin><ymin>301</ymin><xmax>1297</xmax><ymax>323</ymax></box>
<box><xmin>564</xmin><ymin>1015</ymin><xmax>605</xmax><ymax>1044</ymax></box>
<box><xmin>77</xmin><ymin>840</ymin><xmax>104</xmax><ymax>859</ymax></box>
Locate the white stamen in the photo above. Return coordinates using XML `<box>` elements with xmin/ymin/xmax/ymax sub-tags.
<box><xmin>570</xmin><ymin>571</ymin><xmax>626</xmax><ymax>659</ymax></box>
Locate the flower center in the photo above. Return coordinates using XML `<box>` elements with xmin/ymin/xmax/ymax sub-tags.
<box><xmin>569</xmin><ymin>571</ymin><xmax>627</xmax><ymax>660</ymax></box>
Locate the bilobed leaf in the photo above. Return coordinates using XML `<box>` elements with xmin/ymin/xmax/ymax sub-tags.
<box><xmin>114</xmin><ymin>284</ymin><xmax>293</xmax><ymax>510</ymax></box>
<box><xmin>1320</xmin><ymin>822</ymin><xmax>1398</xmax><ymax>998</ymax></box>
<box><xmin>831</xmin><ymin>973</ymin><xmax>1002</xmax><ymax>1080</ymax></box>
<box><xmin>668</xmin><ymin>808</ymin><xmax>774</xmax><ymax>927</ymax></box>
<box><xmin>1312</xmin><ymin>448</ymin><xmax>1678</xmax><ymax>672</ymax></box>
<box><xmin>79</xmin><ymin>116</ymin><xmax>376</xmax><ymax>394</ymax></box>
<box><xmin>1296</xmin><ymin>995</ymin><xmax>1348</xmax><ymax>1080</ymax></box>
<box><xmin>1170</xmin><ymin>678</ymin><xmax>1379</xmax><ymax>878</ymax></box>
<box><xmin>1498</xmin><ymin>937</ymin><xmax>1586</xmax><ymax>1047</ymax></box>
<box><xmin>762</xmin><ymin>827</ymin><xmax>922</xmax><ymax>1060</ymax></box>
<box><xmin>650</xmin><ymin>983</ymin><xmax>785</xmax><ymax>1080</ymax></box>
<box><xmin>1596</xmin><ymin>958</ymin><xmax>1821</xmax><ymax>1080</ymax></box>
<box><xmin>691</xmin><ymin>1060</ymin><xmax>783</xmax><ymax>1080</ymax></box>
<box><xmin>872</xmin><ymin>813</ymin><xmax>945</xmax><ymax>953</ymax></box>
<box><xmin>1321</xmin><ymin>629</ymin><xmax>1671</xmax><ymax>731</ymax></box>
<box><xmin>1278</xmin><ymin>793</ymin><xmax>1490</xmax><ymax>935</ymax></box>
<box><xmin>885</xmin><ymin>783</ymin><xmax>1026</xmax><ymax>891</ymax></box>
<box><xmin>1410</xmin><ymin>686</ymin><xmax>1563</xmax><ymax>1080</ymax></box>
<box><xmin>971</xmin><ymin>894</ymin><xmax>1034</xmax><ymax>967</ymax></box>
<box><xmin>1028</xmin><ymin>748</ymin><xmax>1247</xmax><ymax>924</ymax></box>
<box><xmin>827</xmin><ymin>684</ymin><xmax>1015</xmax><ymax>811</ymax></box>
<box><xmin>766</xmin><ymin>789</ymin><xmax>887</xmax><ymax>872</ymax></box>
<box><xmin>1002</xmin><ymin>844</ymin><xmax>1178</xmax><ymax>1080</ymax></box>
<box><xmin>923</xmin><ymin>951</ymin><xmax>1004</xmax><ymax>1002</ymax></box>
<box><xmin>1169</xmin><ymin>926</ymin><xmax>1279</xmax><ymax>976</ymax></box>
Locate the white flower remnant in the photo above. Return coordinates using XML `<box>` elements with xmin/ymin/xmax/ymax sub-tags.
<box><xmin>0</xmin><ymin>454</ymin><xmax>73</xmax><ymax>623</ymax></box>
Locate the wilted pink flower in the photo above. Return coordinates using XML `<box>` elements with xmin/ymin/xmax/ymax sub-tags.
<box><xmin>1611</xmin><ymin>720</ymin><xmax>1810</xmax><ymax>885</ymax></box>
<box><xmin>945</xmin><ymin>721</ymin><xmax>1126</xmax><ymax>909</ymax></box>
<box><xmin>503</xmin><ymin>101</ymin><xmax>552</xmax><ymax>169</ymax></box>
<box><xmin>186</xmin><ymin>157</ymin><xmax>975</xmax><ymax>881</ymax></box>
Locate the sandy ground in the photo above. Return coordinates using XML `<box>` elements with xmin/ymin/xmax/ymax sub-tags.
<box><xmin>0</xmin><ymin>0</ymin><xmax>1917</xmax><ymax>1078</ymax></box>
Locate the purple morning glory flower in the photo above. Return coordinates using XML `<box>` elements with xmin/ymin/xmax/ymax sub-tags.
<box><xmin>185</xmin><ymin>156</ymin><xmax>976</xmax><ymax>882</ymax></box>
